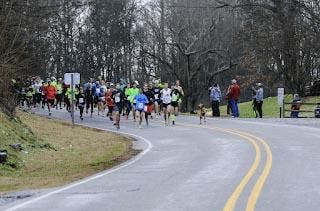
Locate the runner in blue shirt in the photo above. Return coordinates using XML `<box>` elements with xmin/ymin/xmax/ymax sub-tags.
<box><xmin>134</xmin><ymin>88</ymin><xmax>149</xmax><ymax>129</ymax></box>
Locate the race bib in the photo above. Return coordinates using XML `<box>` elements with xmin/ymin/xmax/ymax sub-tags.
<box><xmin>79</xmin><ymin>98</ymin><xmax>84</xmax><ymax>104</ymax></box>
<box><xmin>155</xmin><ymin>94</ymin><xmax>159</xmax><ymax>100</ymax></box>
<box><xmin>163</xmin><ymin>95</ymin><xmax>171</xmax><ymax>103</ymax></box>
<box><xmin>96</xmin><ymin>88</ymin><xmax>101</xmax><ymax>94</ymax></box>
<box><xmin>137</xmin><ymin>102</ymin><xmax>144</xmax><ymax>110</ymax></box>
<box><xmin>115</xmin><ymin>96</ymin><xmax>120</xmax><ymax>103</ymax></box>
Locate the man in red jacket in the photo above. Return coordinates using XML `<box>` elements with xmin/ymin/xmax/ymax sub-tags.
<box><xmin>46</xmin><ymin>81</ymin><xmax>56</xmax><ymax>116</ymax></box>
<box><xmin>229</xmin><ymin>79</ymin><xmax>240</xmax><ymax>117</ymax></box>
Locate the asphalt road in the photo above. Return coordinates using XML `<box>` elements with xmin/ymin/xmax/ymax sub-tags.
<box><xmin>3</xmin><ymin>109</ymin><xmax>320</xmax><ymax>211</ymax></box>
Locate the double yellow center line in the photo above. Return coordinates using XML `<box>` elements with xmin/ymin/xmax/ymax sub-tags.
<box><xmin>179</xmin><ymin>122</ymin><xmax>273</xmax><ymax>211</ymax></box>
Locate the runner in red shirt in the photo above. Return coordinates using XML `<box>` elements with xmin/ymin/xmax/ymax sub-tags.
<box><xmin>46</xmin><ymin>81</ymin><xmax>56</xmax><ymax>116</ymax></box>
<box><xmin>105</xmin><ymin>86</ymin><xmax>114</xmax><ymax>121</ymax></box>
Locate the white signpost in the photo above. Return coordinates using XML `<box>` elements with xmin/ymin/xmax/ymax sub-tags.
<box><xmin>278</xmin><ymin>88</ymin><xmax>285</xmax><ymax>118</ymax></box>
<box><xmin>64</xmin><ymin>73</ymin><xmax>80</xmax><ymax>86</ymax></box>
<box><xmin>64</xmin><ymin>73</ymin><xmax>81</xmax><ymax>124</ymax></box>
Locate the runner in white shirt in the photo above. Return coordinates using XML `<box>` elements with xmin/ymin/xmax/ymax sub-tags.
<box><xmin>32</xmin><ymin>78</ymin><xmax>42</xmax><ymax>107</ymax></box>
<box><xmin>161</xmin><ymin>83</ymin><xmax>172</xmax><ymax>126</ymax></box>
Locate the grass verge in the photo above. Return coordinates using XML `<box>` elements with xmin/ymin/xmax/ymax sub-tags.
<box><xmin>0</xmin><ymin>112</ymin><xmax>138</xmax><ymax>194</ymax></box>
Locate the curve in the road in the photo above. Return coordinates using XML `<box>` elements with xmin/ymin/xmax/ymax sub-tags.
<box><xmin>5</xmin><ymin>128</ymin><xmax>153</xmax><ymax>211</ymax></box>
<box><xmin>177</xmin><ymin>122</ymin><xmax>273</xmax><ymax>211</ymax></box>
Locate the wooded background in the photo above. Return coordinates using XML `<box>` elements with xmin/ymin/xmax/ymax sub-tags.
<box><xmin>1</xmin><ymin>0</ymin><xmax>320</xmax><ymax>113</ymax></box>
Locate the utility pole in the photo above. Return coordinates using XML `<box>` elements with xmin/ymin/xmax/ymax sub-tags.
<box><xmin>160</xmin><ymin>0</ymin><xmax>166</xmax><ymax>81</ymax></box>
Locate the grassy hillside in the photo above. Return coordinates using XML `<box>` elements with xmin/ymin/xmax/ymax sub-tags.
<box><xmin>0</xmin><ymin>112</ymin><xmax>136</xmax><ymax>193</ymax></box>
<box><xmin>0</xmin><ymin>112</ymin><xmax>45</xmax><ymax>172</ymax></box>
<box><xmin>218</xmin><ymin>95</ymin><xmax>320</xmax><ymax>118</ymax></box>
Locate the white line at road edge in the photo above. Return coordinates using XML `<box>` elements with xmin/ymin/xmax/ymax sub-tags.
<box><xmin>5</xmin><ymin>127</ymin><xmax>153</xmax><ymax>211</ymax></box>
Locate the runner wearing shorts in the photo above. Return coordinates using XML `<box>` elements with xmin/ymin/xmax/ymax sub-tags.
<box><xmin>77</xmin><ymin>87</ymin><xmax>86</xmax><ymax>120</ymax></box>
<box><xmin>153</xmin><ymin>81</ymin><xmax>162</xmax><ymax>118</ymax></box>
<box><xmin>143</xmin><ymin>84</ymin><xmax>154</xmax><ymax>126</ymax></box>
<box><xmin>170</xmin><ymin>87</ymin><xmax>182</xmax><ymax>125</ymax></box>
<box><xmin>161</xmin><ymin>83</ymin><xmax>172</xmax><ymax>126</ymax></box>
<box><xmin>134</xmin><ymin>88</ymin><xmax>149</xmax><ymax>129</ymax></box>
<box><xmin>112</xmin><ymin>84</ymin><xmax>125</xmax><ymax>130</ymax></box>
<box><xmin>46</xmin><ymin>81</ymin><xmax>56</xmax><ymax>116</ymax></box>
<box><xmin>124</xmin><ymin>83</ymin><xmax>132</xmax><ymax>119</ymax></box>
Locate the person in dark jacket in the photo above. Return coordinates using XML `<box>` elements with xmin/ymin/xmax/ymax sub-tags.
<box><xmin>291</xmin><ymin>94</ymin><xmax>302</xmax><ymax>118</ymax></box>
<box><xmin>209</xmin><ymin>83</ymin><xmax>222</xmax><ymax>117</ymax></box>
<box><xmin>77</xmin><ymin>87</ymin><xmax>86</xmax><ymax>120</ymax></box>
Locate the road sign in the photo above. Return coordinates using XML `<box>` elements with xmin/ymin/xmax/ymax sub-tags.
<box><xmin>277</xmin><ymin>88</ymin><xmax>285</xmax><ymax>107</ymax></box>
<box><xmin>64</xmin><ymin>73</ymin><xmax>80</xmax><ymax>85</ymax></box>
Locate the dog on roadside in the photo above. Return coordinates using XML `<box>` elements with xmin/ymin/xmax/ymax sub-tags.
<box><xmin>198</xmin><ymin>103</ymin><xmax>206</xmax><ymax>125</ymax></box>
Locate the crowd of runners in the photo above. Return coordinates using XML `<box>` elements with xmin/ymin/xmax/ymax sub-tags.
<box><xmin>16</xmin><ymin>76</ymin><xmax>185</xmax><ymax>129</ymax></box>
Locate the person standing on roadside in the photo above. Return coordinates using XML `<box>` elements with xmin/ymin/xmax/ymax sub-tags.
<box><xmin>210</xmin><ymin>83</ymin><xmax>222</xmax><ymax>117</ymax></box>
<box><xmin>252</xmin><ymin>83</ymin><xmax>264</xmax><ymax>118</ymax></box>
<box><xmin>291</xmin><ymin>94</ymin><xmax>302</xmax><ymax>118</ymax></box>
<box><xmin>229</xmin><ymin>79</ymin><xmax>240</xmax><ymax>118</ymax></box>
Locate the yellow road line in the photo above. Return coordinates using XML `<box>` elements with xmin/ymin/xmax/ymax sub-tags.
<box><xmin>177</xmin><ymin>122</ymin><xmax>272</xmax><ymax>211</ymax></box>
<box><xmin>233</xmin><ymin>131</ymin><xmax>273</xmax><ymax>211</ymax></box>
<box><xmin>221</xmin><ymin>129</ymin><xmax>261</xmax><ymax>211</ymax></box>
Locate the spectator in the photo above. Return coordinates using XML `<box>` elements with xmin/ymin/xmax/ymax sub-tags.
<box><xmin>229</xmin><ymin>79</ymin><xmax>240</xmax><ymax>118</ymax></box>
<box><xmin>253</xmin><ymin>83</ymin><xmax>264</xmax><ymax>118</ymax></box>
<box><xmin>315</xmin><ymin>103</ymin><xmax>320</xmax><ymax>118</ymax></box>
<box><xmin>226</xmin><ymin>86</ymin><xmax>232</xmax><ymax>115</ymax></box>
<box><xmin>210</xmin><ymin>83</ymin><xmax>222</xmax><ymax>117</ymax></box>
<box><xmin>291</xmin><ymin>94</ymin><xmax>302</xmax><ymax>118</ymax></box>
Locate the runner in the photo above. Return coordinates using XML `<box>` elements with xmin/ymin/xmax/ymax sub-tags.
<box><xmin>161</xmin><ymin>83</ymin><xmax>172</xmax><ymax>126</ymax></box>
<box><xmin>55</xmin><ymin>78</ymin><xmax>64</xmax><ymax>110</ymax></box>
<box><xmin>76</xmin><ymin>87</ymin><xmax>86</xmax><ymax>120</ymax></box>
<box><xmin>170</xmin><ymin>86</ymin><xmax>182</xmax><ymax>125</ymax></box>
<box><xmin>153</xmin><ymin>80</ymin><xmax>162</xmax><ymax>118</ymax></box>
<box><xmin>32</xmin><ymin>78</ymin><xmax>42</xmax><ymax>108</ymax></box>
<box><xmin>74</xmin><ymin>86</ymin><xmax>80</xmax><ymax>111</ymax></box>
<box><xmin>106</xmin><ymin>84</ymin><xmax>115</xmax><ymax>121</ymax></box>
<box><xmin>40</xmin><ymin>81</ymin><xmax>47</xmax><ymax>109</ymax></box>
<box><xmin>174</xmin><ymin>80</ymin><xmax>184</xmax><ymax>113</ymax></box>
<box><xmin>143</xmin><ymin>84</ymin><xmax>154</xmax><ymax>126</ymax></box>
<box><xmin>45</xmin><ymin>81</ymin><xmax>56</xmax><ymax>116</ymax></box>
<box><xmin>84</xmin><ymin>78</ymin><xmax>95</xmax><ymax>117</ymax></box>
<box><xmin>65</xmin><ymin>85</ymin><xmax>72</xmax><ymax>112</ymax></box>
<box><xmin>124</xmin><ymin>82</ymin><xmax>132</xmax><ymax>120</ymax></box>
<box><xmin>134</xmin><ymin>88</ymin><xmax>149</xmax><ymax>129</ymax></box>
<box><xmin>98</xmin><ymin>80</ymin><xmax>107</xmax><ymax>116</ymax></box>
<box><xmin>26</xmin><ymin>85</ymin><xmax>34</xmax><ymax>110</ymax></box>
<box><xmin>128</xmin><ymin>81</ymin><xmax>139</xmax><ymax>122</ymax></box>
<box><xmin>112</xmin><ymin>84</ymin><xmax>125</xmax><ymax>130</ymax></box>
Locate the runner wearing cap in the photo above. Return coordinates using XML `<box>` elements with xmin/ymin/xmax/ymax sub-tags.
<box><xmin>229</xmin><ymin>79</ymin><xmax>240</xmax><ymax>118</ymax></box>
